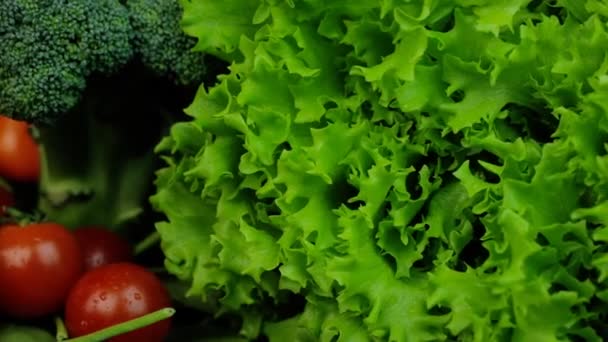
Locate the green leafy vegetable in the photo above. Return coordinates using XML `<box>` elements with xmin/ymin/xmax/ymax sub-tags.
<box><xmin>152</xmin><ymin>0</ymin><xmax>608</xmax><ymax>340</ymax></box>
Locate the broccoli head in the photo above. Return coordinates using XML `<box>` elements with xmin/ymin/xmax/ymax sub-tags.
<box><xmin>126</xmin><ymin>0</ymin><xmax>206</xmax><ymax>86</ymax></box>
<box><xmin>0</xmin><ymin>0</ymin><xmax>206</xmax><ymax>125</ymax></box>
<box><xmin>0</xmin><ymin>0</ymin><xmax>133</xmax><ymax>124</ymax></box>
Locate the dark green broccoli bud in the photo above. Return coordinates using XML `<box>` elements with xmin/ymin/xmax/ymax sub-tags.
<box><xmin>0</xmin><ymin>0</ymin><xmax>133</xmax><ymax>124</ymax></box>
<box><xmin>79</xmin><ymin>1</ymin><xmax>134</xmax><ymax>74</ymax></box>
<box><xmin>126</xmin><ymin>0</ymin><xmax>206</xmax><ymax>86</ymax></box>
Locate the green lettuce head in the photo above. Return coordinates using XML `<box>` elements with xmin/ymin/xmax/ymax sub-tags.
<box><xmin>151</xmin><ymin>0</ymin><xmax>608</xmax><ymax>340</ymax></box>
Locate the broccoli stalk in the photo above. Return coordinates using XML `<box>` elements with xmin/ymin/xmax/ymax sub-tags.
<box><xmin>36</xmin><ymin>65</ymin><xmax>176</xmax><ymax>230</ymax></box>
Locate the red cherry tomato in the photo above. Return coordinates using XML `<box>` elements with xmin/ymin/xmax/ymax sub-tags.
<box><xmin>0</xmin><ymin>222</ymin><xmax>83</xmax><ymax>318</ymax></box>
<box><xmin>73</xmin><ymin>226</ymin><xmax>133</xmax><ymax>271</ymax></box>
<box><xmin>0</xmin><ymin>186</ymin><xmax>14</xmax><ymax>216</ymax></box>
<box><xmin>65</xmin><ymin>262</ymin><xmax>172</xmax><ymax>342</ymax></box>
<box><xmin>0</xmin><ymin>115</ymin><xmax>40</xmax><ymax>182</ymax></box>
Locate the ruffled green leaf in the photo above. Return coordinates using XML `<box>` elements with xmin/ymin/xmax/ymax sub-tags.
<box><xmin>153</xmin><ymin>1</ymin><xmax>608</xmax><ymax>340</ymax></box>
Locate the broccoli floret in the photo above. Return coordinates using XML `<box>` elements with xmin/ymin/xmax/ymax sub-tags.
<box><xmin>126</xmin><ymin>0</ymin><xmax>206</xmax><ymax>86</ymax></box>
<box><xmin>78</xmin><ymin>1</ymin><xmax>133</xmax><ymax>74</ymax></box>
<box><xmin>0</xmin><ymin>0</ymin><xmax>132</xmax><ymax>123</ymax></box>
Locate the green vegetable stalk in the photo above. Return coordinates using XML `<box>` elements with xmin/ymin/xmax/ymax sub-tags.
<box><xmin>151</xmin><ymin>0</ymin><xmax>608</xmax><ymax>341</ymax></box>
<box><xmin>36</xmin><ymin>68</ymin><xmax>171</xmax><ymax>230</ymax></box>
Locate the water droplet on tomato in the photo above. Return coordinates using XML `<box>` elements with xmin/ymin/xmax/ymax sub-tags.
<box><xmin>99</xmin><ymin>292</ymin><xmax>107</xmax><ymax>300</ymax></box>
<box><xmin>134</xmin><ymin>293</ymin><xmax>142</xmax><ymax>300</ymax></box>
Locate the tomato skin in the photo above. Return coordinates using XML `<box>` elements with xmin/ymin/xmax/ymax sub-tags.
<box><xmin>0</xmin><ymin>222</ymin><xmax>83</xmax><ymax>318</ymax></box>
<box><xmin>73</xmin><ymin>227</ymin><xmax>133</xmax><ymax>271</ymax></box>
<box><xmin>0</xmin><ymin>116</ymin><xmax>40</xmax><ymax>182</ymax></box>
<box><xmin>0</xmin><ymin>186</ymin><xmax>14</xmax><ymax>216</ymax></box>
<box><xmin>65</xmin><ymin>263</ymin><xmax>172</xmax><ymax>342</ymax></box>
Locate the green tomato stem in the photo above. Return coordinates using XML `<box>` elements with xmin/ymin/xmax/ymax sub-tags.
<box><xmin>55</xmin><ymin>316</ymin><xmax>68</xmax><ymax>341</ymax></box>
<box><xmin>2</xmin><ymin>207</ymin><xmax>46</xmax><ymax>226</ymax></box>
<box><xmin>3</xmin><ymin>207</ymin><xmax>32</xmax><ymax>226</ymax></box>
<box><xmin>29</xmin><ymin>125</ymin><xmax>41</xmax><ymax>142</ymax></box>
<box><xmin>62</xmin><ymin>307</ymin><xmax>175</xmax><ymax>342</ymax></box>
<box><xmin>133</xmin><ymin>231</ymin><xmax>161</xmax><ymax>256</ymax></box>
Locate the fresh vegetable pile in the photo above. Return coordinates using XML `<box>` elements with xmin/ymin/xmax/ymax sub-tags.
<box><xmin>4</xmin><ymin>0</ymin><xmax>608</xmax><ymax>341</ymax></box>
<box><xmin>0</xmin><ymin>117</ymin><xmax>173</xmax><ymax>341</ymax></box>
<box><xmin>151</xmin><ymin>0</ymin><xmax>608</xmax><ymax>341</ymax></box>
<box><xmin>0</xmin><ymin>0</ymin><xmax>195</xmax><ymax>339</ymax></box>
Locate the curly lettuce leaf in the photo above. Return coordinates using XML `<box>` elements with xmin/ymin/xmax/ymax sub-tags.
<box><xmin>152</xmin><ymin>0</ymin><xmax>608</xmax><ymax>340</ymax></box>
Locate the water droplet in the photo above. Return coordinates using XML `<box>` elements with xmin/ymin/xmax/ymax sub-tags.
<box><xmin>99</xmin><ymin>292</ymin><xmax>107</xmax><ymax>300</ymax></box>
<box><xmin>134</xmin><ymin>293</ymin><xmax>142</xmax><ymax>300</ymax></box>
<box><xmin>80</xmin><ymin>321</ymin><xmax>88</xmax><ymax>328</ymax></box>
